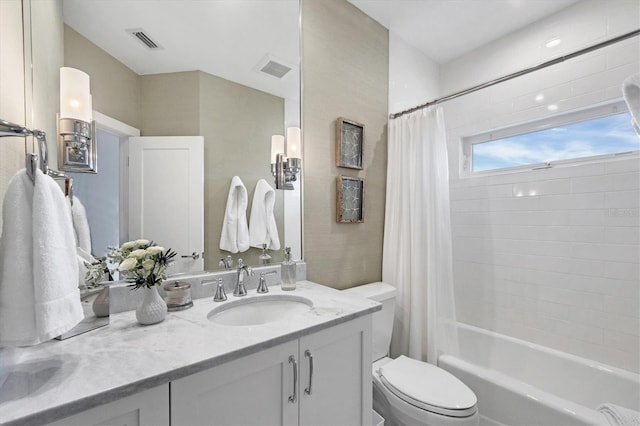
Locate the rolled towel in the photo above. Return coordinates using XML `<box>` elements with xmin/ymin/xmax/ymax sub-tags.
<box><xmin>599</xmin><ymin>403</ymin><xmax>640</xmax><ymax>426</ymax></box>
<box><xmin>219</xmin><ymin>176</ymin><xmax>250</xmax><ymax>253</ymax></box>
<box><xmin>249</xmin><ymin>179</ymin><xmax>280</xmax><ymax>250</ymax></box>
<box><xmin>622</xmin><ymin>73</ymin><xmax>640</xmax><ymax>135</ymax></box>
<box><xmin>0</xmin><ymin>169</ymin><xmax>83</xmax><ymax>346</ymax></box>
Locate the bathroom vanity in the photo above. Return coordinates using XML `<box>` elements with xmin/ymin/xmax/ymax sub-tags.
<box><xmin>0</xmin><ymin>281</ymin><xmax>379</xmax><ymax>426</ymax></box>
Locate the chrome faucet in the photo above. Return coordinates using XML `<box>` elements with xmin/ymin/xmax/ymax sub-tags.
<box><xmin>234</xmin><ymin>259</ymin><xmax>253</xmax><ymax>297</ymax></box>
<box><xmin>219</xmin><ymin>255</ymin><xmax>233</xmax><ymax>270</ymax></box>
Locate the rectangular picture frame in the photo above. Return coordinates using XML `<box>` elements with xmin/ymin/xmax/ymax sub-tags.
<box><xmin>336</xmin><ymin>117</ymin><xmax>364</xmax><ymax>170</ymax></box>
<box><xmin>336</xmin><ymin>175</ymin><xmax>364</xmax><ymax>223</ymax></box>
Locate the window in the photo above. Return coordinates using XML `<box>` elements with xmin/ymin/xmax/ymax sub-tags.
<box><xmin>463</xmin><ymin>100</ymin><xmax>639</xmax><ymax>174</ymax></box>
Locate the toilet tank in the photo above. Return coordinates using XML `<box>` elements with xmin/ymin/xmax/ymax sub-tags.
<box><xmin>343</xmin><ymin>282</ymin><xmax>396</xmax><ymax>361</ymax></box>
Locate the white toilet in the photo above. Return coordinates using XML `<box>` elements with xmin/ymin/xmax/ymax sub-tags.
<box><xmin>344</xmin><ymin>282</ymin><xmax>479</xmax><ymax>426</ymax></box>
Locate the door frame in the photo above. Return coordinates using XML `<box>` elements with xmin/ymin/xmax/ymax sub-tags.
<box><xmin>93</xmin><ymin>111</ymin><xmax>140</xmax><ymax>244</ymax></box>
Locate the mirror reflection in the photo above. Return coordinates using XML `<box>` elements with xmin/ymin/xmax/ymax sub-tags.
<box><xmin>57</xmin><ymin>0</ymin><xmax>302</xmax><ymax>271</ymax></box>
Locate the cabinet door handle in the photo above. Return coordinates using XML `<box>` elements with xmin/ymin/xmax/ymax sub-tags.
<box><xmin>304</xmin><ymin>350</ymin><xmax>313</xmax><ymax>395</ymax></box>
<box><xmin>288</xmin><ymin>355</ymin><xmax>297</xmax><ymax>403</ymax></box>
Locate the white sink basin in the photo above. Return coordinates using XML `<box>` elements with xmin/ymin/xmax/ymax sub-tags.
<box><xmin>207</xmin><ymin>294</ymin><xmax>313</xmax><ymax>326</ymax></box>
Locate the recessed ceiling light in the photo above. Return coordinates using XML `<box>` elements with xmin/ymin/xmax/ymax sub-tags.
<box><xmin>545</xmin><ymin>38</ymin><xmax>562</xmax><ymax>48</ymax></box>
<box><xmin>547</xmin><ymin>104</ymin><xmax>559</xmax><ymax>111</ymax></box>
<box><xmin>535</xmin><ymin>94</ymin><xmax>545</xmax><ymax>102</ymax></box>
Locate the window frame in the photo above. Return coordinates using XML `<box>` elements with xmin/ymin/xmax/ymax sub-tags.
<box><xmin>461</xmin><ymin>99</ymin><xmax>639</xmax><ymax>177</ymax></box>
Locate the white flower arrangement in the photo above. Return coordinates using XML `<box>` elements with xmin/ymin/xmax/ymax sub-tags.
<box><xmin>107</xmin><ymin>239</ymin><xmax>177</xmax><ymax>289</ymax></box>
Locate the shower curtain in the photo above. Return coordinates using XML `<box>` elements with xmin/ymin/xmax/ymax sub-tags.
<box><xmin>382</xmin><ymin>105</ymin><xmax>459</xmax><ymax>364</ymax></box>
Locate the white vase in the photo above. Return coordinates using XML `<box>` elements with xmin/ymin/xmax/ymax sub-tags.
<box><xmin>136</xmin><ymin>286</ymin><xmax>167</xmax><ymax>325</ymax></box>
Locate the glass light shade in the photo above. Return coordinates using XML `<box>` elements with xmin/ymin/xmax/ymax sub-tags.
<box><xmin>271</xmin><ymin>134</ymin><xmax>285</xmax><ymax>163</ymax></box>
<box><xmin>60</xmin><ymin>67</ymin><xmax>92</xmax><ymax>122</ymax></box>
<box><xmin>286</xmin><ymin>127</ymin><xmax>301</xmax><ymax>158</ymax></box>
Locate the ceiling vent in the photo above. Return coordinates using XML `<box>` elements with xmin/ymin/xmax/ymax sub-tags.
<box><xmin>126</xmin><ymin>28</ymin><xmax>163</xmax><ymax>50</ymax></box>
<box><xmin>255</xmin><ymin>55</ymin><xmax>294</xmax><ymax>79</ymax></box>
<box><xmin>260</xmin><ymin>60</ymin><xmax>291</xmax><ymax>79</ymax></box>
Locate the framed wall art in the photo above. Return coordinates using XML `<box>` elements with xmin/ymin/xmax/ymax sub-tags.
<box><xmin>336</xmin><ymin>118</ymin><xmax>364</xmax><ymax>170</ymax></box>
<box><xmin>336</xmin><ymin>176</ymin><xmax>364</xmax><ymax>223</ymax></box>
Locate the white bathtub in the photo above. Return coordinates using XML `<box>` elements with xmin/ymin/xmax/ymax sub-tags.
<box><xmin>439</xmin><ymin>323</ymin><xmax>640</xmax><ymax>426</ymax></box>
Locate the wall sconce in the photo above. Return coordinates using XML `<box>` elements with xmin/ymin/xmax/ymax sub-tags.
<box><xmin>58</xmin><ymin>67</ymin><xmax>97</xmax><ymax>173</ymax></box>
<box><xmin>271</xmin><ymin>127</ymin><xmax>302</xmax><ymax>190</ymax></box>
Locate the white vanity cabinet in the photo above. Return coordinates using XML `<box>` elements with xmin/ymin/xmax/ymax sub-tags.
<box><xmin>171</xmin><ymin>315</ymin><xmax>372</xmax><ymax>426</ymax></box>
<box><xmin>47</xmin><ymin>384</ymin><xmax>169</xmax><ymax>426</ymax></box>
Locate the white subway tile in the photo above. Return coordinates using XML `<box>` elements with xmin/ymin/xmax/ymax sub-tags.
<box><xmin>571</xmin><ymin>63</ymin><xmax>639</xmax><ymax>96</ymax></box>
<box><xmin>539</xmin><ymin>193</ymin><xmax>605</xmax><ymax>210</ymax></box>
<box><xmin>605</xmin><ymin>190</ymin><xmax>640</xmax><ymax>209</ymax></box>
<box><xmin>605</xmin><ymin>294</ymin><xmax>640</xmax><ymax>318</ymax></box>
<box><xmin>570</xmin><ymin>226</ymin><xmax>606</xmax><ymax>243</ymax></box>
<box><xmin>603</xmin><ymin>226</ymin><xmax>640</xmax><ymax>245</ymax></box>
<box><xmin>571</xmin><ymin>242</ymin><xmax>640</xmax><ymax>263</ymax></box>
<box><xmin>489</xmin><ymin>196</ymin><xmax>540</xmax><ymax>211</ymax></box>
<box><xmin>603</xmin><ymin>330</ymin><xmax>640</xmax><ymax>355</ymax></box>
<box><xmin>569</xmin><ymin>172</ymin><xmax>638</xmax><ymax>194</ymax></box>
<box><xmin>604</xmin><ymin>157</ymin><xmax>640</xmax><ymax>174</ymax></box>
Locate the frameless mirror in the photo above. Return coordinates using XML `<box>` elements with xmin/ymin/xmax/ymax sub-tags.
<box><xmin>24</xmin><ymin>0</ymin><xmax>302</xmax><ymax>271</ymax></box>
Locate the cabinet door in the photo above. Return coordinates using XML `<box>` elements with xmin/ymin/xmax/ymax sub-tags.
<box><xmin>48</xmin><ymin>384</ymin><xmax>169</xmax><ymax>426</ymax></box>
<box><xmin>299</xmin><ymin>316</ymin><xmax>372</xmax><ymax>426</ymax></box>
<box><xmin>171</xmin><ymin>340</ymin><xmax>299</xmax><ymax>426</ymax></box>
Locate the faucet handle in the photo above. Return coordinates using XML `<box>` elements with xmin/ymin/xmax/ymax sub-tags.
<box><xmin>257</xmin><ymin>271</ymin><xmax>277</xmax><ymax>294</ymax></box>
<box><xmin>213</xmin><ymin>278</ymin><xmax>227</xmax><ymax>302</ymax></box>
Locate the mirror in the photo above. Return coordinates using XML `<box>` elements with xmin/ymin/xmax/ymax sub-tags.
<box><xmin>23</xmin><ymin>0</ymin><xmax>302</xmax><ymax>270</ymax></box>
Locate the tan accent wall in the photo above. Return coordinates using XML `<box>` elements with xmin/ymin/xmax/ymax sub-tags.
<box><xmin>140</xmin><ymin>71</ymin><xmax>285</xmax><ymax>268</ymax></box>
<box><xmin>199</xmin><ymin>71</ymin><xmax>285</xmax><ymax>268</ymax></box>
<box><xmin>302</xmin><ymin>0</ymin><xmax>388</xmax><ymax>289</ymax></box>
<box><xmin>139</xmin><ymin>72</ymin><xmax>200</xmax><ymax>137</ymax></box>
<box><xmin>0</xmin><ymin>0</ymin><xmax>27</xmax><ymax>230</ymax></box>
<box><xmin>64</xmin><ymin>25</ymin><xmax>141</xmax><ymax>129</ymax></box>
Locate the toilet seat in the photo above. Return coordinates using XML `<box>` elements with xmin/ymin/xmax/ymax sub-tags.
<box><xmin>378</xmin><ymin>356</ymin><xmax>477</xmax><ymax>418</ymax></box>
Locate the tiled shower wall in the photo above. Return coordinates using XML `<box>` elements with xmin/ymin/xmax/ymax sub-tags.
<box><xmin>443</xmin><ymin>1</ymin><xmax>639</xmax><ymax>372</ymax></box>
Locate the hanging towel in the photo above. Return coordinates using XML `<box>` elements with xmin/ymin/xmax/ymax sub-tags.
<box><xmin>622</xmin><ymin>73</ymin><xmax>640</xmax><ymax>134</ymax></box>
<box><xmin>219</xmin><ymin>176</ymin><xmax>250</xmax><ymax>253</ymax></box>
<box><xmin>599</xmin><ymin>404</ymin><xmax>640</xmax><ymax>426</ymax></box>
<box><xmin>0</xmin><ymin>169</ymin><xmax>83</xmax><ymax>346</ymax></box>
<box><xmin>68</xmin><ymin>195</ymin><xmax>92</xmax><ymax>254</ymax></box>
<box><xmin>249</xmin><ymin>179</ymin><xmax>281</xmax><ymax>250</ymax></box>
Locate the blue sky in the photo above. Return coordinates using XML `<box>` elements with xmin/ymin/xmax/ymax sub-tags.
<box><xmin>473</xmin><ymin>112</ymin><xmax>640</xmax><ymax>172</ymax></box>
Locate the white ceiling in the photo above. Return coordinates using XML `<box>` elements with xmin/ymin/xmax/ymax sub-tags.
<box><xmin>64</xmin><ymin>0</ymin><xmax>580</xmax><ymax>100</ymax></box>
<box><xmin>348</xmin><ymin>0</ymin><xmax>580</xmax><ymax>64</ymax></box>
<box><xmin>63</xmin><ymin>0</ymin><xmax>300</xmax><ymax>100</ymax></box>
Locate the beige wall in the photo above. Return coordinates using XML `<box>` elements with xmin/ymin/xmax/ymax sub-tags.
<box><xmin>0</xmin><ymin>0</ymin><xmax>27</xmax><ymax>230</ymax></box>
<box><xmin>302</xmin><ymin>0</ymin><xmax>388</xmax><ymax>289</ymax></box>
<box><xmin>140</xmin><ymin>72</ymin><xmax>200</xmax><ymax>137</ymax></box>
<box><xmin>199</xmin><ymin>71</ymin><xmax>284</xmax><ymax>268</ymax></box>
<box><xmin>64</xmin><ymin>25</ymin><xmax>141</xmax><ymax>130</ymax></box>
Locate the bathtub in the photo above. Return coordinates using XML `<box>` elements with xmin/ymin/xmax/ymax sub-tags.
<box><xmin>438</xmin><ymin>323</ymin><xmax>640</xmax><ymax>426</ymax></box>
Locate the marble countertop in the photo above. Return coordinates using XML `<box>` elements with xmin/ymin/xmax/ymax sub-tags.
<box><xmin>0</xmin><ymin>281</ymin><xmax>379</xmax><ymax>426</ymax></box>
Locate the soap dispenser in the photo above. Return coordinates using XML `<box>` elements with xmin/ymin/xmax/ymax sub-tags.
<box><xmin>259</xmin><ymin>243</ymin><xmax>272</xmax><ymax>265</ymax></box>
<box><xmin>281</xmin><ymin>247</ymin><xmax>296</xmax><ymax>291</ymax></box>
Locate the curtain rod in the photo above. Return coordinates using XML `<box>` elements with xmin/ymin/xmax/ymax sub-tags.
<box><xmin>389</xmin><ymin>29</ymin><xmax>640</xmax><ymax>120</ymax></box>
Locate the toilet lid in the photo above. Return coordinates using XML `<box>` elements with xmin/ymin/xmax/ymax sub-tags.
<box><xmin>378</xmin><ymin>356</ymin><xmax>477</xmax><ymax>417</ymax></box>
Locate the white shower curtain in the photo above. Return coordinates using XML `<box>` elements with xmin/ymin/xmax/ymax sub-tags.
<box><xmin>382</xmin><ymin>105</ymin><xmax>459</xmax><ymax>364</ymax></box>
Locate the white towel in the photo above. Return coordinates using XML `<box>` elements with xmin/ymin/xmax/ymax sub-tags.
<box><xmin>599</xmin><ymin>403</ymin><xmax>640</xmax><ymax>426</ymax></box>
<box><xmin>622</xmin><ymin>73</ymin><xmax>640</xmax><ymax>135</ymax></box>
<box><xmin>0</xmin><ymin>169</ymin><xmax>83</xmax><ymax>346</ymax></box>
<box><xmin>219</xmin><ymin>176</ymin><xmax>250</xmax><ymax>253</ymax></box>
<box><xmin>249</xmin><ymin>179</ymin><xmax>280</xmax><ymax>250</ymax></box>
<box><xmin>68</xmin><ymin>195</ymin><xmax>92</xmax><ymax>254</ymax></box>
<box><xmin>77</xmin><ymin>246</ymin><xmax>96</xmax><ymax>289</ymax></box>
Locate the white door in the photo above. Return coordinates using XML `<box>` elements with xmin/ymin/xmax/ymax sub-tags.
<box><xmin>128</xmin><ymin>136</ymin><xmax>204</xmax><ymax>273</ymax></box>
